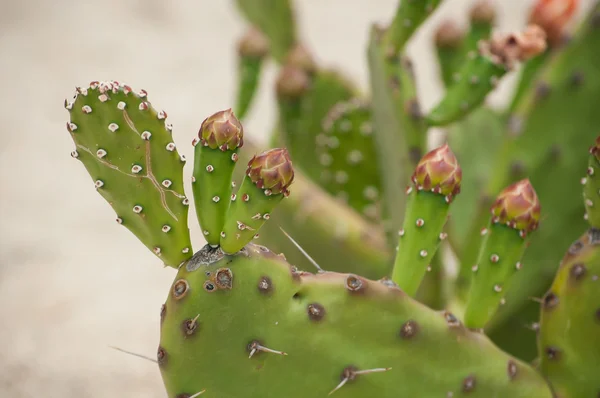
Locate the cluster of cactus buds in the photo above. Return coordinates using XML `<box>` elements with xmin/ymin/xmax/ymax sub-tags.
<box><xmin>62</xmin><ymin>0</ymin><xmax>600</xmax><ymax>396</ymax></box>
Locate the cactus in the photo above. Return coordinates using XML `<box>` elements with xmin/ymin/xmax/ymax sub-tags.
<box><xmin>235</xmin><ymin>27</ymin><xmax>270</xmax><ymax>120</ymax></box>
<box><xmin>61</xmin><ymin>0</ymin><xmax>600</xmax><ymax>395</ymax></box>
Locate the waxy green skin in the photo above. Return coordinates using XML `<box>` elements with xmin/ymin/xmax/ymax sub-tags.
<box><xmin>538</xmin><ymin>228</ymin><xmax>600</xmax><ymax>398</ymax></box>
<box><xmin>384</xmin><ymin>0</ymin><xmax>442</xmax><ymax>54</ymax></box>
<box><xmin>584</xmin><ymin>139</ymin><xmax>600</xmax><ymax>228</ymax></box>
<box><xmin>235</xmin><ymin>28</ymin><xmax>269</xmax><ymax>120</ymax></box>
<box><xmin>160</xmin><ymin>244</ymin><xmax>553</xmax><ymax>398</ymax></box>
<box><xmin>66</xmin><ymin>81</ymin><xmax>193</xmax><ymax>268</ymax></box>
<box><xmin>316</xmin><ymin>99</ymin><xmax>382</xmax><ymax>222</ymax></box>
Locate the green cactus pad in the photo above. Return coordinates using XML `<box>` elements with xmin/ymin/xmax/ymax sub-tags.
<box><xmin>234</xmin><ymin>0</ymin><xmax>296</xmax><ymax>63</ymax></box>
<box><xmin>220</xmin><ymin>148</ymin><xmax>294</xmax><ymax>254</ymax></box>
<box><xmin>463</xmin><ymin>0</ymin><xmax>496</xmax><ymax>57</ymax></box>
<box><xmin>464</xmin><ymin>179</ymin><xmax>541</xmax><ymax>329</ymax></box>
<box><xmin>316</xmin><ymin>99</ymin><xmax>382</xmax><ymax>222</ymax></box>
<box><xmin>367</xmin><ymin>26</ymin><xmax>428</xmax><ymax>239</ymax></box>
<box><xmin>583</xmin><ymin>137</ymin><xmax>600</xmax><ymax>228</ymax></box>
<box><xmin>384</xmin><ymin>0</ymin><xmax>442</xmax><ymax>54</ymax></box>
<box><xmin>192</xmin><ymin>109</ymin><xmax>244</xmax><ymax>247</ymax></box>
<box><xmin>538</xmin><ymin>228</ymin><xmax>600</xmax><ymax>397</ymax></box>
<box><xmin>427</xmin><ymin>25</ymin><xmax>547</xmax><ymax>127</ymax></box>
<box><xmin>158</xmin><ymin>243</ymin><xmax>553</xmax><ymax>397</ymax></box>
<box><xmin>391</xmin><ymin>144</ymin><xmax>462</xmax><ymax>297</ymax></box>
<box><xmin>65</xmin><ymin>81</ymin><xmax>193</xmax><ymax>267</ymax></box>
<box><xmin>235</xmin><ymin>27</ymin><xmax>270</xmax><ymax>120</ymax></box>
<box><xmin>434</xmin><ymin>20</ymin><xmax>465</xmax><ymax>88</ymax></box>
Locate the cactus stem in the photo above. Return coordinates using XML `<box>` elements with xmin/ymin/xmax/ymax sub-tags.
<box><xmin>328</xmin><ymin>366</ymin><xmax>393</xmax><ymax>395</ymax></box>
<box><xmin>247</xmin><ymin>340</ymin><xmax>288</xmax><ymax>358</ymax></box>
<box><xmin>109</xmin><ymin>346</ymin><xmax>158</xmax><ymax>363</ymax></box>
<box><xmin>279</xmin><ymin>227</ymin><xmax>324</xmax><ymax>272</ymax></box>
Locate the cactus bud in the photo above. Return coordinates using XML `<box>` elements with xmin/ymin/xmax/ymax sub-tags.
<box><xmin>589</xmin><ymin>135</ymin><xmax>600</xmax><ymax>161</ymax></box>
<box><xmin>470</xmin><ymin>0</ymin><xmax>496</xmax><ymax>24</ymax></box>
<box><xmin>237</xmin><ymin>27</ymin><xmax>270</xmax><ymax>58</ymax></box>
<box><xmin>284</xmin><ymin>44</ymin><xmax>317</xmax><ymax>74</ymax></box>
<box><xmin>485</xmin><ymin>25</ymin><xmax>548</xmax><ymax>68</ymax></box>
<box><xmin>529</xmin><ymin>0</ymin><xmax>578</xmax><ymax>47</ymax></box>
<box><xmin>435</xmin><ymin>21</ymin><xmax>464</xmax><ymax>48</ymax></box>
<box><xmin>411</xmin><ymin>144</ymin><xmax>462</xmax><ymax>200</ymax></box>
<box><xmin>491</xmin><ymin>179</ymin><xmax>541</xmax><ymax>233</ymax></box>
<box><xmin>246</xmin><ymin>148</ymin><xmax>295</xmax><ymax>196</ymax></box>
<box><xmin>276</xmin><ymin>65</ymin><xmax>310</xmax><ymax>99</ymax></box>
<box><xmin>199</xmin><ymin>109</ymin><xmax>244</xmax><ymax>150</ymax></box>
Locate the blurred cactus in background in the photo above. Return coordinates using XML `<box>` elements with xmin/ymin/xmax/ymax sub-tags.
<box><xmin>64</xmin><ymin>0</ymin><xmax>599</xmax><ymax>396</ymax></box>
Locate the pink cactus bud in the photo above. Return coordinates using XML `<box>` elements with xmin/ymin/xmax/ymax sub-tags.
<box><xmin>284</xmin><ymin>44</ymin><xmax>317</xmax><ymax>74</ymax></box>
<box><xmin>198</xmin><ymin>109</ymin><xmax>244</xmax><ymax>150</ymax></box>
<box><xmin>411</xmin><ymin>144</ymin><xmax>462</xmax><ymax>200</ymax></box>
<box><xmin>589</xmin><ymin>136</ymin><xmax>600</xmax><ymax>161</ymax></box>
<box><xmin>237</xmin><ymin>27</ymin><xmax>270</xmax><ymax>58</ymax></box>
<box><xmin>491</xmin><ymin>179</ymin><xmax>541</xmax><ymax>233</ymax></box>
<box><xmin>483</xmin><ymin>25</ymin><xmax>547</xmax><ymax>68</ymax></box>
<box><xmin>246</xmin><ymin>148</ymin><xmax>295</xmax><ymax>196</ymax></box>
<box><xmin>529</xmin><ymin>0</ymin><xmax>578</xmax><ymax>47</ymax></box>
<box><xmin>435</xmin><ymin>21</ymin><xmax>464</xmax><ymax>48</ymax></box>
<box><xmin>276</xmin><ymin>65</ymin><xmax>310</xmax><ymax>99</ymax></box>
<box><xmin>470</xmin><ymin>0</ymin><xmax>496</xmax><ymax>24</ymax></box>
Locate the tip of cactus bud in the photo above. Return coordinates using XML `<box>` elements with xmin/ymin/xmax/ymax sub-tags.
<box><xmin>411</xmin><ymin>143</ymin><xmax>462</xmax><ymax>200</ymax></box>
<box><xmin>470</xmin><ymin>0</ymin><xmax>496</xmax><ymax>23</ymax></box>
<box><xmin>276</xmin><ymin>65</ymin><xmax>310</xmax><ymax>99</ymax></box>
<box><xmin>198</xmin><ymin>109</ymin><xmax>244</xmax><ymax>150</ymax></box>
<box><xmin>435</xmin><ymin>21</ymin><xmax>465</xmax><ymax>48</ymax></box>
<box><xmin>529</xmin><ymin>0</ymin><xmax>578</xmax><ymax>47</ymax></box>
<box><xmin>237</xmin><ymin>27</ymin><xmax>270</xmax><ymax>58</ymax></box>
<box><xmin>246</xmin><ymin>148</ymin><xmax>295</xmax><ymax>196</ymax></box>
<box><xmin>491</xmin><ymin>179</ymin><xmax>541</xmax><ymax>233</ymax></box>
<box><xmin>481</xmin><ymin>25</ymin><xmax>547</xmax><ymax>68</ymax></box>
<box><xmin>284</xmin><ymin>44</ymin><xmax>317</xmax><ymax>74</ymax></box>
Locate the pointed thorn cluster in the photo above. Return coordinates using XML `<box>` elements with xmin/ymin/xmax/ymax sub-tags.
<box><xmin>246</xmin><ymin>148</ymin><xmax>295</xmax><ymax>196</ymax></box>
<box><xmin>199</xmin><ymin>109</ymin><xmax>244</xmax><ymax>150</ymax></box>
<box><xmin>411</xmin><ymin>143</ymin><xmax>462</xmax><ymax>202</ymax></box>
<box><xmin>491</xmin><ymin>179</ymin><xmax>541</xmax><ymax>235</ymax></box>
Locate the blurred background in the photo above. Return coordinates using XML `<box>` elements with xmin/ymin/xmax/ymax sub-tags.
<box><xmin>0</xmin><ymin>0</ymin><xmax>594</xmax><ymax>396</ymax></box>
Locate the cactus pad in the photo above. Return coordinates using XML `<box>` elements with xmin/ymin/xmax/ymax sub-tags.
<box><xmin>538</xmin><ymin>228</ymin><xmax>600</xmax><ymax>397</ymax></box>
<box><xmin>316</xmin><ymin>99</ymin><xmax>382</xmax><ymax>221</ymax></box>
<box><xmin>65</xmin><ymin>81</ymin><xmax>193</xmax><ymax>267</ymax></box>
<box><xmin>584</xmin><ymin>136</ymin><xmax>600</xmax><ymax>228</ymax></box>
<box><xmin>159</xmin><ymin>243</ymin><xmax>553</xmax><ymax>398</ymax></box>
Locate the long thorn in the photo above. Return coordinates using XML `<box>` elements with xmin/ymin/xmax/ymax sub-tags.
<box><xmin>190</xmin><ymin>391</ymin><xmax>206</xmax><ymax>398</ymax></box>
<box><xmin>329</xmin><ymin>367</ymin><xmax>392</xmax><ymax>395</ymax></box>
<box><xmin>109</xmin><ymin>346</ymin><xmax>157</xmax><ymax>363</ymax></box>
<box><xmin>279</xmin><ymin>226</ymin><xmax>324</xmax><ymax>272</ymax></box>
<box><xmin>248</xmin><ymin>340</ymin><xmax>288</xmax><ymax>358</ymax></box>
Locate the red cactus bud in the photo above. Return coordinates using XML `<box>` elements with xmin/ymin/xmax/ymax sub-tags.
<box><xmin>237</xmin><ymin>27</ymin><xmax>270</xmax><ymax>58</ymax></box>
<box><xmin>435</xmin><ymin>21</ymin><xmax>464</xmax><ymax>48</ymax></box>
<box><xmin>491</xmin><ymin>179</ymin><xmax>541</xmax><ymax>233</ymax></box>
<box><xmin>276</xmin><ymin>65</ymin><xmax>310</xmax><ymax>99</ymax></box>
<box><xmin>529</xmin><ymin>0</ymin><xmax>578</xmax><ymax>47</ymax></box>
<box><xmin>246</xmin><ymin>148</ymin><xmax>295</xmax><ymax>196</ymax></box>
<box><xmin>411</xmin><ymin>143</ymin><xmax>462</xmax><ymax>200</ymax></box>
<box><xmin>589</xmin><ymin>135</ymin><xmax>600</xmax><ymax>161</ymax></box>
<box><xmin>470</xmin><ymin>0</ymin><xmax>496</xmax><ymax>24</ymax></box>
<box><xmin>199</xmin><ymin>109</ymin><xmax>244</xmax><ymax>150</ymax></box>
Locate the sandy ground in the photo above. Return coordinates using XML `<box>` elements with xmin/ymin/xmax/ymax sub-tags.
<box><xmin>0</xmin><ymin>1</ymin><xmax>592</xmax><ymax>397</ymax></box>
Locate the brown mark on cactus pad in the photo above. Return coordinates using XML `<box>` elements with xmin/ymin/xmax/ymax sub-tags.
<box><xmin>181</xmin><ymin>315</ymin><xmax>200</xmax><ymax>337</ymax></box>
<box><xmin>490</xmin><ymin>179</ymin><xmax>541</xmax><ymax>234</ymax></box>
<box><xmin>443</xmin><ymin>311</ymin><xmax>462</xmax><ymax>328</ymax></box>
<box><xmin>411</xmin><ymin>143</ymin><xmax>462</xmax><ymax>202</ymax></box>
<box><xmin>569</xmin><ymin>263</ymin><xmax>587</xmax><ymax>281</ymax></box>
<box><xmin>257</xmin><ymin>276</ymin><xmax>273</xmax><ymax>294</ymax></box>
<box><xmin>435</xmin><ymin>20</ymin><xmax>464</xmax><ymax>48</ymax></box>
<box><xmin>345</xmin><ymin>274</ymin><xmax>365</xmax><ymax>293</ymax></box>
<box><xmin>480</xmin><ymin>24</ymin><xmax>547</xmax><ymax>69</ymax></box>
<box><xmin>507</xmin><ymin>360</ymin><xmax>518</xmax><ymax>380</ymax></box>
<box><xmin>307</xmin><ymin>303</ymin><xmax>326</xmax><ymax>321</ymax></box>
<box><xmin>246</xmin><ymin>148</ymin><xmax>295</xmax><ymax>196</ymax></box>
<box><xmin>203</xmin><ymin>280</ymin><xmax>216</xmax><ymax>293</ymax></box>
<box><xmin>276</xmin><ymin>65</ymin><xmax>310</xmax><ymax>99</ymax></box>
<box><xmin>545</xmin><ymin>346</ymin><xmax>561</xmax><ymax>360</ymax></box>
<box><xmin>157</xmin><ymin>346</ymin><xmax>167</xmax><ymax>366</ymax></box>
<box><xmin>215</xmin><ymin>268</ymin><xmax>233</xmax><ymax>290</ymax></box>
<box><xmin>237</xmin><ymin>27</ymin><xmax>269</xmax><ymax>58</ymax></box>
<box><xmin>172</xmin><ymin>279</ymin><xmax>189</xmax><ymax>300</ymax></box>
<box><xmin>542</xmin><ymin>292</ymin><xmax>559</xmax><ymax>310</ymax></box>
<box><xmin>463</xmin><ymin>374</ymin><xmax>477</xmax><ymax>392</ymax></box>
<box><xmin>399</xmin><ymin>320</ymin><xmax>419</xmax><ymax>339</ymax></box>
<box><xmin>198</xmin><ymin>109</ymin><xmax>244</xmax><ymax>150</ymax></box>
<box><xmin>590</xmin><ymin>136</ymin><xmax>600</xmax><ymax>162</ymax></box>
<box><xmin>470</xmin><ymin>0</ymin><xmax>496</xmax><ymax>24</ymax></box>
